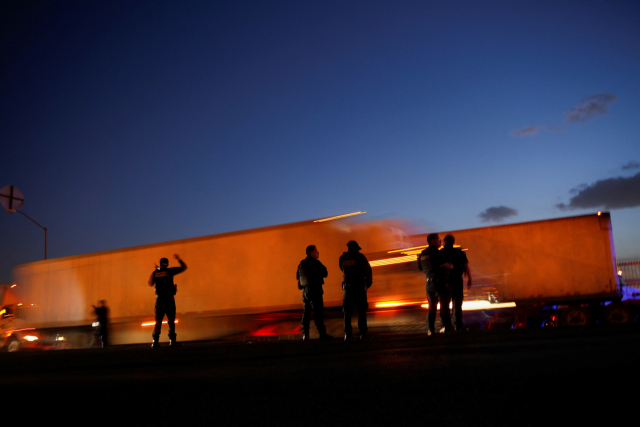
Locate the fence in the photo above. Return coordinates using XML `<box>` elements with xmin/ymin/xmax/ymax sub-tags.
<box><xmin>617</xmin><ymin>259</ymin><xmax>640</xmax><ymax>288</ymax></box>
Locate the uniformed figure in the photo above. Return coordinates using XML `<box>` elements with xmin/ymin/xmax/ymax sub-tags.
<box><xmin>148</xmin><ymin>254</ymin><xmax>187</xmax><ymax>348</ymax></box>
<box><xmin>297</xmin><ymin>245</ymin><xmax>333</xmax><ymax>341</ymax></box>
<box><xmin>418</xmin><ymin>234</ymin><xmax>453</xmax><ymax>334</ymax></box>
<box><xmin>339</xmin><ymin>241</ymin><xmax>373</xmax><ymax>340</ymax></box>
<box><xmin>442</xmin><ymin>234</ymin><xmax>472</xmax><ymax>332</ymax></box>
<box><xmin>92</xmin><ymin>300</ymin><xmax>109</xmax><ymax>348</ymax></box>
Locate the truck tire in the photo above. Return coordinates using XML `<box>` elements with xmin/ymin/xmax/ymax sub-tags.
<box><xmin>560</xmin><ymin>306</ymin><xmax>593</xmax><ymax>327</ymax></box>
<box><xmin>7</xmin><ymin>338</ymin><xmax>21</xmax><ymax>352</ymax></box>
<box><xmin>602</xmin><ymin>302</ymin><xmax>633</xmax><ymax>325</ymax></box>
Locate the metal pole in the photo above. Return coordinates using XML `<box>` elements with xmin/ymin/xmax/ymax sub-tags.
<box><xmin>17</xmin><ymin>211</ymin><xmax>47</xmax><ymax>260</ymax></box>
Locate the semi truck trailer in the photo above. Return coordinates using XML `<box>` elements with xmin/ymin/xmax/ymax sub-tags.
<box><xmin>2</xmin><ymin>214</ymin><xmax>411</xmax><ymax>350</ymax></box>
<box><xmin>1</xmin><ymin>212</ymin><xmax>634</xmax><ymax>351</ymax></box>
<box><xmin>369</xmin><ymin>212</ymin><xmax>636</xmax><ymax>327</ymax></box>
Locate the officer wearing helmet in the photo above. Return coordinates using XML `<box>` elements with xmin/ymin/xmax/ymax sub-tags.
<box><xmin>339</xmin><ymin>241</ymin><xmax>373</xmax><ymax>340</ymax></box>
<box><xmin>418</xmin><ymin>234</ymin><xmax>453</xmax><ymax>334</ymax></box>
<box><xmin>297</xmin><ymin>245</ymin><xmax>333</xmax><ymax>341</ymax></box>
<box><xmin>442</xmin><ymin>234</ymin><xmax>472</xmax><ymax>332</ymax></box>
<box><xmin>148</xmin><ymin>254</ymin><xmax>187</xmax><ymax>348</ymax></box>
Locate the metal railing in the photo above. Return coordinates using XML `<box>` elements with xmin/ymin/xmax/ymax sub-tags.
<box><xmin>618</xmin><ymin>259</ymin><xmax>640</xmax><ymax>288</ymax></box>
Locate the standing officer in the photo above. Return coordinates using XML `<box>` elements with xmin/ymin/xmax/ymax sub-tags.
<box><xmin>339</xmin><ymin>241</ymin><xmax>373</xmax><ymax>340</ymax></box>
<box><xmin>418</xmin><ymin>234</ymin><xmax>453</xmax><ymax>335</ymax></box>
<box><xmin>442</xmin><ymin>234</ymin><xmax>472</xmax><ymax>333</ymax></box>
<box><xmin>297</xmin><ymin>245</ymin><xmax>333</xmax><ymax>341</ymax></box>
<box><xmin>148</xmin><ymin>254</ymin><xmax>187</xmax><ymax>348</ymax></box>
<box><xmin>92</xmin><ymin>300</ymin><xmax>109</xmax><ymax>348</ymax></box>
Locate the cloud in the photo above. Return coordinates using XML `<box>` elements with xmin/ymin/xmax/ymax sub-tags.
<box><xmin>564</xmin><ymin>93</ymin><xmax>617</xmax><ymax>123</ymax></box>
<box><xmin>510</xmin><ymin>126</ymin><xmax>539</xmax><ymax>137</ymax></box>
<box><xmin>478</xmin><ymin>206</ymin><xmax>518</xmax><ymax>223</ymax></box>
<box><xmin>556</xmin><ymin>171</ymin><xmax>640</xmax><ymax>211</ymax></box>
<box><xmin>510</xmin><ymin>125</ymin><xmax>562</xmax><ymax>138</ymax></box>
<box><xmin>510</xmin><ymin>93</ymin><xmax>616</xmax><ymax>137</ymax></box>
<box><xmin>622</xmin><ymin>161</ymin><xmax>639</xmax><ymax>170</ymax></box>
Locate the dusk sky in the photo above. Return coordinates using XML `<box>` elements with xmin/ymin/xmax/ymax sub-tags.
<box><xmin>1</xmin><ymin>1</ymin><xmax>639</xmax><ymax>283</ymax></box>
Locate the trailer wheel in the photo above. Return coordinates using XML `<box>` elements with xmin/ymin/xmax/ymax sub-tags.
<box><xmin>7</xmin><ymin>338</ymin><xmax>21</xmax><ymax>353</ymax></box>
<box><xmin>560</xmin><ymin>306</ymin><xmax>593</xmax><ymax>327</ymax></box>
<box><xmin>602</xmin><ymin>303</ymin><xmax>633</xmax><ymax>325</ymax></box>
<box><xmin>541</xmin><ymin>317</ymin><xmax>557</xmax><ymax>328</ymax></box>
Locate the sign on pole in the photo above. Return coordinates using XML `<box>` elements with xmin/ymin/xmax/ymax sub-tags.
<box><xmin>0</xmin><ymin>185</ymin><xmax>24</xmax><ymax>212</ymax></box>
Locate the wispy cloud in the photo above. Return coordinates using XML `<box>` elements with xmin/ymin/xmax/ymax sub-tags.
<box><xmin>510</xmin><ymin>126</ymin><xmax>539</xmax><ymax>137</ymax></box>
<box><xmin>510</xmin><ymin>125</ymin><xmax>562</xmax><ymax>138</ymax></box>
<box><xmin>478</xmin><ymin>206</ymin><xmax>518</xmax><ymax>223</ymax></box>
<box><xmin>622</xmin><ymin>161</ymin><xmax>639</xmax><ymax>171</ymax></box>
<box><xmin>510</xmin><ymin>93</ymin><xmax>617</xmax><ymax>137</ymax></box>
<box><xmin>565</xmin><ymin>93</ymin><xmax>618</xmax><ymax>123</ymax></box>
<box><xmin>556</xmin><ymin>171</ymin><xmax>640</xmax><ymax>211</ymax></box>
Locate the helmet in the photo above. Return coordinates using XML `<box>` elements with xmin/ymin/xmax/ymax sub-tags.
<box><xmin>346</xmin><ymin>241</ymin><xmax>361</xmax><ymax>250</ymax></box>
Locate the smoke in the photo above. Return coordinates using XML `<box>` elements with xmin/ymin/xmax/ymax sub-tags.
<box><xmin>556</xmin><ymin>171</ymin><xmax>640</xmax><ymax>211</ymax></box>
<box><xmin>478</xmin><ymin>206</ymin><xmax>518</xmax><ymax>223</ymax></box>
<box><xmin>510</xmin><ymin>93</ymin><xmax>617</xmax><ymax>137</ymax></box>
<box><xmin>564</xmin><ymin>93</ymin><xmax>618</xmax><ymax>123</ymax></box>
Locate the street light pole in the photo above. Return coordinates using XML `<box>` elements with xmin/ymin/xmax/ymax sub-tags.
<box><xmin>17</xmin><ymin>211</ymin><xmax>47</xmax><ymax>259</ymax></box>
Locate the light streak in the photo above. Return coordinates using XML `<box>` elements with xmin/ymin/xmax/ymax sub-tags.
<box><xmin>4</xmin><ymin>327</ymin><xmax>35</xmax><ymax>335</ymax></box>
<box><xmin>420</xmin><ymin>301</ymin><xmax>517</xmax><ymax>310</ymax></box>
<box><xmin>375</xmin><ymin>301</ymin><xmax>426</xmax><ymax>308</ymax></box>
<box><xmin>10</xmin><ymin>284</ymin><xmax>17</xmax><ymax>288</ymax></box>
<box><xmin>387</xmin><ymin>244</ymin><xmax>467</xmax><ymax>256</ymax></box>
<box><xmin>141</xmin><ymin>320</ymin><xmax>179</xmax><ymax>327</ymax></box>
<box><xmin>370</xmin><ymin>255</ymin><xmax>417</xmax><ymax>267</ymax></box>
<box><xmin>23</xmin><ymin>336</ymin><xmax>38</xmax><ymax>341</ymax></box>
<box><xmin>313</xmin><ymin>211</ymin><xmax>366</xmax><ymax>222</ymax></box>
<box><xmin>388</xmin><ymin>245</ymin><xmax>427</xmax><ymax>254</ymax></box>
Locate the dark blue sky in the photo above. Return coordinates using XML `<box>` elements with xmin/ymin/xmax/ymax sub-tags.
<box><xmin>2</xmin><ymin>1</ymin><xmax>639</xmax><ymax>282</ymax></box>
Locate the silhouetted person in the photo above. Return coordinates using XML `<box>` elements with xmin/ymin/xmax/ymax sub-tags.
<box><xmin>92</xmin><ymin>300</ymin><xmax>109</xmax><ymax>348</ymax></box>
<box><xmin>418</xmin><ymin>234</ymin><xmax>453</xmax><ymax>334</ymax></box>
<box><xmin>148</xmin><ymin>254</ymin><xmax>187</xmax><ymax>348</ymax></box>
<box><xmin>339</xmin><ymin>241</ymin><xmax>372</xmax><ymax>340</ymax></box>
<box><xmin>442</xmin><ymin>234</ymin><xmax>472</xmax><ymax>332</ymax></box>
<box><xmin>297</xmin><ymin>245</ymin><xmax>333</xmax><ymax>341</ymax></box>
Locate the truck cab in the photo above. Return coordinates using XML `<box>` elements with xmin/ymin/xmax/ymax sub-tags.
<box><xmin>0</xmin><ymin>304</ymin><xmax>64</xmax><ymax>352</ymax></box>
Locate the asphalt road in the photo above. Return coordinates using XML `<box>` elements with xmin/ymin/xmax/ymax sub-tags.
<box><xmin>3</xmin><ymin>327</ymin><xmax>639</xmax><ymax>426</ymax></box>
